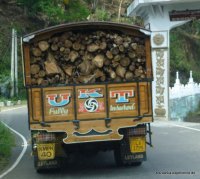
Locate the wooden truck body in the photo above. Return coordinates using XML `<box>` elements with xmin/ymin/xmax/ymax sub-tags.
<box><xmin>22</xmin><ymin>22</ymin><xmax>153</xmax><ymax>171</ymax></box>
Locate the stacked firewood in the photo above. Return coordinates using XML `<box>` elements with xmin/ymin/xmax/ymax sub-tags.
<box><xmin>30</xmin><ymin>30</ymin><xmax>146</xmax><ymax>85</ymax></box>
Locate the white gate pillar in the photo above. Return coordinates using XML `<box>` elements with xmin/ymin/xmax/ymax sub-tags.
<box><xmin>151</xmin><ymin>30</ymin><xmax>170</xmax><ymax>120</ymax></box>
<box><xmin>127</xmin><ymin>1</ymin><xmax>195</xmax><ymax>120</ymax></box>
<box><xmin>145</xmin><ymin>9</ymin><xmax>187</xmax><ymax>120</ymax></box>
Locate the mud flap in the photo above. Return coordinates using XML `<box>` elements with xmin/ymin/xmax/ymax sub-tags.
<box><xmin>34</xmin><ymin>156</ymin><xmax>62</xmax><ymax>172</ymax></box>
<box><xmin>114</xmin><ymin>130</ymin><xmax>146</xmax><ymax>166</ymax></box>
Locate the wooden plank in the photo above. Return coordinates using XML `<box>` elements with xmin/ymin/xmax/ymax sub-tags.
<box><xmin>30</xmin><ymin>116</ymin><xmax>152</xmax><ymax>144</ymax></box>
<box><xmin>25</xmin><ymin>22</ymin><xmax>147</xmax><ymax>43</ymax></box>
<box><xmin>29</xmin><ymin>88</ymin><xmax>42</xmax><ymax>122</ymax></box>
<box><xmin>139</xmin><ymin>82</ymin><xmax>152</xmax><ymax>115</ymax></box>
<box><xmin>28</xmin><ymin>82</ymin><xmax>152</xmax><ymax>123</ymax></box>
<box><xmin>23</xmin><ymin>45</ymin><xmax>31</xmax><ymax>85</ymax></box>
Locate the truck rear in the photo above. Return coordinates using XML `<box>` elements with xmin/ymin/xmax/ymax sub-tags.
<box><xmin>22</xmin><ymin>22</ymin><xmax>153</xmax><ymax>171</ymax></box>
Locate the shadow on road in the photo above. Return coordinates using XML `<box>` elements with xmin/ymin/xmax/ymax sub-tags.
<box><xmin>38</xmin><ymin>152</ymin><xmax>142</xmax><ymax>177</ymax></box>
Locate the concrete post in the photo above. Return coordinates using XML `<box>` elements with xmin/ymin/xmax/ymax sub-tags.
<box><xmin>151</xmin><ymin>31</ymin><xmax>170</xmax><ymax>120</ymax></box>
<box><xmin>10</xmin><ymin>29</ymin><xmax>15</xmax><ymax>98</ymax></box>
<box><xmin>14</xmin><ymin>30</ymin><xmax>18</xmax><ymax>96</ymax></box>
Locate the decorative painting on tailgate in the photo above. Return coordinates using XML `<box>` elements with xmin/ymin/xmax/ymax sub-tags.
<box><xmin>44</xmin><ymin>87</ymin><xmax>75</xmax><ymax>121</ymax></box>
<box><xmin>29</xmin><ymin>83</ymin><xmax>151</xmax><ymax>123</ymax></box>
<box><xmin>76</xmin><ymin>85</ymin><xmax>107</xmax><ymax>120</ymax></box>
<box><xmin>108</xmin><ymin>83</ymin><xmax>138</xmax><ymax>118</ymax></box>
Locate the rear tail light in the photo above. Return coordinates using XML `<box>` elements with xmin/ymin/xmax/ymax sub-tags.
<box><xmin>127</xmin><ymin>125</ymin><xmax>146</xmax><ymax>136</ymax></box>
<box><xmin>35</xmin><ymin>132</ymin><xmax>56</xmax><ymax>143</ymax></box>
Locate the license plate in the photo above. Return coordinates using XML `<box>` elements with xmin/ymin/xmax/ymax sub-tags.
<box><xmin>37</xmin><ymin>143</ymin><xmax>55</xmax><ymax>160</ymax></box>
<box><xmin>129</xmin><ymin>137</ymin><xmax>146</xmax><ymax>153</ymax></box>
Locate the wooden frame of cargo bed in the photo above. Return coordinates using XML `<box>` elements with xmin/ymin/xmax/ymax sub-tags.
<box><xmin>22</xmin><ymin>22</ymin><xmax>153</xmax><ymax>144</ymax></box>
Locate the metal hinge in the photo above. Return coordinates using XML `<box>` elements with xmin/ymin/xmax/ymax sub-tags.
<box><xmin>73</xmin><ymin>120</ymin><xmax>80</xmax><ymax>130</ymax></box>
<box><xmin>105</xmin><ymin>118</ymin><xmax>111</xmax><ymax>128</ymax></box>
<box><xmin>40</xmin><ymin>122</ymin><xmax>50</xmax><ymax>127</ymax></box>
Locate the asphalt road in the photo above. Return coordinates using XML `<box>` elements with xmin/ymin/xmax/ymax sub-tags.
<box><xmin>0</xmin><ymin>107</ymin><xmax>200</xmax><ymax>179</ymax></box>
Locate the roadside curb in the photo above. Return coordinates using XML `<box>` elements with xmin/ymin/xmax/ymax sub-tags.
<box><xmin>0</xmin><ymin>105</ymin><xmax>27</xmax><ymax>113</ymax></box>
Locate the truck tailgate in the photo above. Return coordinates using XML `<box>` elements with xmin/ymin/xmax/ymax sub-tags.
<box><xmin>28</xmin><ymin>82</ymin><xmax>152</xmax><ymax>123</ymax></box>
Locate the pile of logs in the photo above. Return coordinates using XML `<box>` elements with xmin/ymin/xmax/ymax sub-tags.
<box><xmin>30</xmin><ymin>30</ymin><xmax>146</xmax><ymax>85</ymax></box>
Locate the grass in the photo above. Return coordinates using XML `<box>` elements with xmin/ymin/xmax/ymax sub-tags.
<box><xmin>0</xmin><ymin>122</ymin><xmax>15</xmax><ymax>172</ymax></box>
<box><xmin>0</xmin><ymin>97</ymin><xmax>25</xmax><ymax>172</ymax></box>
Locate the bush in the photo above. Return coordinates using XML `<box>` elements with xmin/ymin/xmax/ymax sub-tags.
<box><xmin>94</xmin><ymin>8</ymin><xmax>111</xmax><ymax>21</ymax></box>
<box><xmin>184</xmin><ymin>100</ymin><xmax>200</xmax><ymax>123</ymax></box>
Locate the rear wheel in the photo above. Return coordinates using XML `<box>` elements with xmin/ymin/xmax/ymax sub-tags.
<box><xmin>34</xmin><ymin>156</ymin><xmax>44</xmax><ymax>173</ymax></box>
<box><xmin>114</xmin><ymin>144</ymin><xmax>126</xmax><ymax>166</ymax></box>
<box><xmin>34</xmin><ymin>156</ymin><xmax>62</xmax><ymax>173</ymax></box>
<box><xmin>114</xmin><ymin>142</ymin><xmax>143</xmax><ymax>166</ymax></box>
<box><xmin>113</xmin><ymin>129</ymin><xmax>145</xmax><ymax>166</ymax></box>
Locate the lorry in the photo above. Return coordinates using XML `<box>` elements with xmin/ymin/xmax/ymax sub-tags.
<box><xmin>22</xmin><ymin>22</ymin><xmax>153</xmax><ymax>172</ymax></box>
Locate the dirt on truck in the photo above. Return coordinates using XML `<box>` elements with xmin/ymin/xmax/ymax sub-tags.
<box><xmin>22</xmin><ymin>22</ymin><xmax>153</xmax><ymax>172</ymax></box>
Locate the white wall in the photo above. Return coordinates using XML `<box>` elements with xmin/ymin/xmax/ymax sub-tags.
<box><xmin>170</xmin><ymin>71</ymin><xmax>200</xmax><ymax>121</ymax></box>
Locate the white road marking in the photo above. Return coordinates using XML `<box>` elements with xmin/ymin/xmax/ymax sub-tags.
<box><xmin>169</xmin><ymin>123</ymin><xmax>200</xmax><ymax>132</ymax></box>
<box><xmin>0</xmin><ymin>121</ymin><xmax>28</xmax><ymax>178</ymax></box>
<box><xmin>0</xmin><ymin>106</ymin><xmax>26</xmax><ymax>113</ymax></box>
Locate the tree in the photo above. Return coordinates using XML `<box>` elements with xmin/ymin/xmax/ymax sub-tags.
<box><xmin>87</xmin><ymin>0</ymin><xmax>99</xmax><ymax>12</ymax></box>
<box><xmin>117</xmin><ymin>0</ymin><xmax>123</xmax><ymax>22</ymax></box>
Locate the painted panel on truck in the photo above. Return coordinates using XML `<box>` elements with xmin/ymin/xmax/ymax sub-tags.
<box><xmin>29</xmin><ymin>82</ymin><xmax>152</xmax><ymax>124</ymax></box>
<box><xmin>76</xmin><ymin>85</ymin><xmax>107</xmax><ymax>120</ymax></box>
<box><xmin>108</xmin><ymin>83</ymin><xmax>138</xmax><ymax>118</ymax></box>
<box><xmin>44</xmin><ymin>87</ymin><xmax>74</xmax><ymax>121</ymax></box>
<box><xmin>29</xmin><ymin>87</ymin><xmax>75</xmax><ymax>122</ymax></box>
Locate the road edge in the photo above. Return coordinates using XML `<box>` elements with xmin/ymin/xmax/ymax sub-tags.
<box><xmin>0</xmin><ymin>109</ymin><xmax>28</xmax><ymax>179</ymax></box>
<box><xmin>169</xmin><ymin>123</ymin><xmax>200</xmax><ymax>132</ymax></box>
<box><xmin>0</xmin><ymin>106</ymin><xmax>26</xmax><ymax>113</ymax></box>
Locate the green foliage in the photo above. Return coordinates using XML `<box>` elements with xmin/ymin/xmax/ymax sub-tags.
<box><xmin>170</xmin><ymin>20</ymin><xmax>200</xmax><ymax>86</ymax></box>
<box><xmin>2</xmin><ymin>0</ymin><xmax>200</xmax><ymax>97</ymax></box>
<box><xmin>94</xmin><ymin>8</ymin><xmax>111</xmax><ymax>21</ymax></box>
<box><xmin>36</xmin><ymin>1</ymin><xmax>66</xmax><ymax>23</ymax></box>
<box><xmin>184</xmin><ymin>100</ymin><xmax>200</xmax><ymax>123</ymax></box>
<box><xmin>0</xmin><ymin>75</ymin><xmax>9</xmax><ymax>84</ymax></box>
<box><xmin>17</xmin><ymin>80</ymin><xmax>27</xmax><ymax>100</ymax></box>
<box><xmin>111</xmin><ymin>16</ymin><xmax>144</xmax><ymax>25</ymax></box>
<box><xmin>170</xmin><ymin>32</ymin><xmax>188</xmax><ymax>85</ymax></box>
<box><xmin>0</xmin><ymin>34</ymin><xmax>11</xmax><ymax>82</ymax></box>
<box><xmin>0</xmin><ymin>123</ymin><xmax>15</xmax><ymax>158</ymax></box>
<box><xmin>63</xmin><ymin>1</ymin><xmax>90</xmax><ymax>22</ymax></box>
<box><xmin>17</xmin><ymin>0</ymin><xmax>90</xmax><ymax>24</ymax></box>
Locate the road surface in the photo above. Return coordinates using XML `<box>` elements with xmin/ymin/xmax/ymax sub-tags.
<box><xmin>0</xmin><ymin>107</ymin><xmax>200</xmax><ymax>179</ymax></box>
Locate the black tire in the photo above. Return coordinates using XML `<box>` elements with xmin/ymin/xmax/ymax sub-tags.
<box><xmin>34</xmin><ymin>156</ymin><xmax>62</xmax><ymax>173</ymax></box>
<box><xmin>34</xmin><ymin>156</ymin><xmax>44</xmax><ymax>173</ymax></box>
<box><xmin>114</xmin><ymin>146</ymin><xmax>143</xmax><ymax>167</ymax></box>
<box><xmin>114</xmin><ymin>144</ymin><xmax>123</xmax><ymax>166</ymax></box>
<box><xmin>113</xmin><ymin>128</ymin><xmax>145</xmax><ymax>167</ymax></box>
